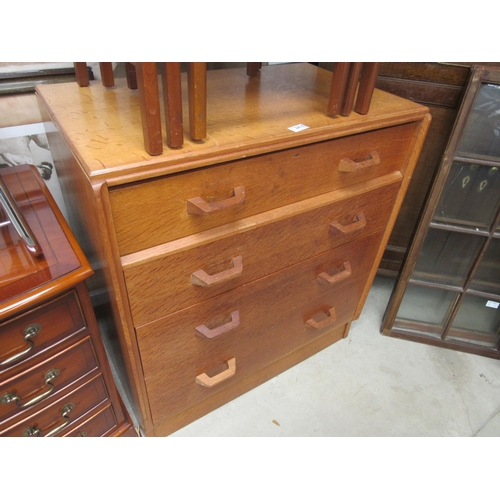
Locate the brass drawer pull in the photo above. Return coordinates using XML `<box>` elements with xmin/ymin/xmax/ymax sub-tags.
<box><xmin>317</xmin><ymin>262</ymin><xmax>352</xmax><ymax>285</ymax></box>
<box><xmin>305</xmin><ymin>307</ymin><xmax>337</xmax><ymax>330</ymax></box>
<box><xmin>196</xmin><ymin>311</ymin><xmax>240</xmax><ymax>339</ymax></box>
<box><xmin>329</xmin><ymin>212</ymin><xmax>366</xmax><ymax>234</ymax></box>
<box><xmin>1</xmin><ymin>368</ymin><xmax>60</xmax><ymax>408</ymax></box>
<box><xmin>338</xmin><ymin>151</ymin><xmax>380</xmax><ymax>172</ymax></box>
<box><xmin>196</xmin><ymin>358</ymin><xmax>236</xmax><ymax>388</ymax></box>
<box><xmin>0</xmin><ymin>323</ymin><xmax>41</xmax><ymax>367</ymax></box>
<box><xmin>187</xmin><ymin>186</ymin><xmax>245</xmax><ymax>215</ymax></box>
<box><xmin>191</xmin><ymin>256</ymin><xmax>243</xmax><ymax>287</ymax></box>
<box><xmin>22</xmin><ymin>403</ymin><xmax>75</xmax><ymax>437</ymax></box>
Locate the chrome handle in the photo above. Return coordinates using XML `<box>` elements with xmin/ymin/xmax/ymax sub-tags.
<box><xmin>1</xmin><ymin>368</ymin><xmax>60</xmax><ymax>408</ymax></box>
<box><xmin>0</xmin><ymin>174</ymin><xmax>43</xmax><ymax>256</ymax></box>
<box><xmin>22</xmin><ymin>403</ymin><xmax>74</xmax><ymax>437</ymax></box>
<box><xmin>0</xmin><ymin>323</ymin><xmax>41</xmax><ymax>367</ymax></box>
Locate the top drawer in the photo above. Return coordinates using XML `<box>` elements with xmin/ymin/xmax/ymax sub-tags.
<box><xmin>109</xmin><ymin>122</ymin><xmax>417</xmax><ymax>255</ymax></box>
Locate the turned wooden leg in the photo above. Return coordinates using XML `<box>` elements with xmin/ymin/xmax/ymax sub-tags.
<box><xmin>162</xmin><ymin>62</ymin><xmax>184</xmax><ymax>148</ymax></box>
<box><xmin>187</xmin><ymin>62</ymin><xmax>207</xmax><ymax>141</ymax></box>
<box><xmin>99</xmin><ymin>62</ymin><xmax>115</xmax><ymax>88</ymax></box>
<box><xmin>354</xmin><ymin>63</ymin><xmax>380</xmax><ymax>115</ymax></box>
<box><xmin>125</xmin><ymin>62</ymin><xmax>138</xmax><ymax>89</ymax></box>
<box><xmin>247</xmin><ymin>62</ymin><xmax>262</xmax><ymax>76</ymax></box>
<box><xmin>74</xmin><ymin>62</ymin><xmax>89</xmax><ymax>87</ymax></box>
<box><xmin>135</xmin><ymin>62</ymin><xmax>163</xmax><ymax>156</ymax></box>
<box><xmin>327</xmin><ymin>62</ymin><xmax>351</xmax><ymax>116</ymax></box>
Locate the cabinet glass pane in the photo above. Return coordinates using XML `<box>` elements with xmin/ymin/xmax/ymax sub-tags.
<box><xmin>469</xmin><ymin>238</ymin><xmax>500</xmax><ymax>296</ymax></box>
<box><xmin>394</xmin><ymin>285</ymin><xmax>456</xmax><ymax>334</ymax></box>
<box><xmin>432</xmin><ymin>161</ymin><xmax>500</xmax><ymax>230</ymax></box>
<box><xmin>448</xmin><ymin>294</ymin><xmax>500</xmax><ymax>348</ymax></box>
<box><xmin>412</xmin><ymin>228</ymin><xmax>484</xmax><ymax>287</ymax></box>
<box><xmin>457</xmin><ymin>83</ymin><xmax>500</xmax><ymax>159</ymax></box>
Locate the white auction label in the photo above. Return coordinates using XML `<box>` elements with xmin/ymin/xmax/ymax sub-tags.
<box><xmin>486</xmin><ymin>300</ymin><xmax>499</xmax><ymax>309</ymax></box>
<box><xmin>288</xmin><ymin>124</ymin><xmax>309</xmax><ymax>132</ymax></box>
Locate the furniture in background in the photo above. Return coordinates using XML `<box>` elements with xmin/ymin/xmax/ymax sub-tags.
<box><xmin>37</xmin><ymin>63</ymin><xmax>430</xmax><ymax>436</ymax></box>
<box><xmin>0</xmin><ymin>164</ymin><xmax>136</xmax><ymax>436</ymax></box>
<box><xmin>381</xmin><ymin>65</ymin><xmax>500</xmax><ymax>359</ymax></box>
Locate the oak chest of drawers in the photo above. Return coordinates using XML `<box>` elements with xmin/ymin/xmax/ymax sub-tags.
<box><xmin>0</xmin><ymin>164</ymin><xmax>135</xmax><ymax>437</ymax></box>
<box><xmin>36</xmin><ymin>63</ymin><xmax>430</xmax><ymax>436</ymax></box>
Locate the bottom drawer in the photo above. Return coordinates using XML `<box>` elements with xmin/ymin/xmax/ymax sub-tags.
<box><xmin>64</xmin><ymin>404</ymin><xmax>118</xmax><ymax>437</ymax></box>
<box><xmin>138</xmin><ymin>230</ymin><xmax>383</xmax><ymax>424</ymax></box>
<box><xmin>1</xmin><ymin>374</ymin><xmax>109</xmax><ymax>437</ymax></box>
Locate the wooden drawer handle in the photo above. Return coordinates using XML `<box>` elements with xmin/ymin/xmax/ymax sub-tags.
<box><xmin>305</xmin><ymin>307</ymin><xmax>337</xmax><ymax>330</ymax></box>
<box><xmin>329</xmin><ymin>212</ymin><xmax>366</xmax><ymax>234</ymax></box>
<box><xmin>0</xmin><ymin>323</ymin><xmax>41</xmax><ymax>367</ymax></box>
<box><xmin>191</xmin><ymin>256</ymin><xmax>243</xmax><ymax>287</ymax></box>
<box><xmin>195</xmin><ymin>311</ymin><xmax>240</xmax><ymax>339</ymax></box>
<box><xmin>338</xmin><ymin>151</ymin><xmax>380</xmax><ymax>172</ymax></box>
<box><xmin>196</xmin><ymin>358</ymin><xmax>236</xmax><ymax>388</ymax></box>
<box><xmin>317</xmin><ymin>262</ymin><xmax>352</xmax><ymax>285</ymax></box>
<box><xmin>0</xmin><ymin>368</ymin><xmax>60</xmax><ymax>408</ymax></box>
<box><xmin>22</xmin><ymin>403</ymin><xmax>74</xmax><ymax>437</ymax></box>
<box><xmin>187</xmin><ymin>186</ymin><xmax>245</xmax><ymax>215</ymax></box>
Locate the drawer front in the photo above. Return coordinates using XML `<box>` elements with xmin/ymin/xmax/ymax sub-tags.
<box><xmin>125</xmin><ymin>180</ymin><xmax>400</xmax><ymax>325</ymax></box>
<box><xmin>0</xmin><ymin>291</ymin><xmax>86</xmax><ymax>373</ymax></box>
<box><xmin>63</xmin><ymin>404</ymin><xmax>117</xmax><ymax>436</ymax></box>
<box><xmin>0</xmin><ymin>336</ymin><xmax>99</xmax><ymax>423</ymax></box>
<box><xmin>137</xmin><ymin>231</ymin><xmax>383</xmax><ymax>423</ymax></box>
<box><xmin>1</xmin><ymin>374</ymin><xmax>108</xmax><ymax>436</ymax></box>
<box><xmin>110</xmin><ymin>123</ymin><xmax>416</xmax><ymax>255</ymax></box>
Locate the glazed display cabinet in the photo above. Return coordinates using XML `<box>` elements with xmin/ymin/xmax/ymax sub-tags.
<box><xmin>382</xmin><ymin>65</ymin><xmax>500</xmax><ymax>358</ymax></box>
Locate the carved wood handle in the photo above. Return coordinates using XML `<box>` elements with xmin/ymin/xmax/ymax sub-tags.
<box><xmin>195</xmin><ymin>311</ymin><xmax>240</xmax><ymax>339</ymax></box>
<box><xmin>305</xmin><ymin>307</ymin><xmax>337</xmax><ymax>330</ymax></box>
<box><xmin>187</xmin><ymin>186</ymin><xmax>245</xmax><ymax>215</ymax></box>
<box><xmin>329</xmin><ymin>212</ymin><xmax>366</xmax><ymax>234</ymax></box>
<box><xmin>196</xmin><ymin>358</ymin><xmax>236</xmax><ymax>388</ymax></box>
<box><xmin>317</xmin><ymin>262</ymin><xmax>352</xmax><ymax>285</ymax></box>
<box><xmin>338</xmin><ymin>151</ymin><xmax>380</xmax><ymax>172</ymax></box>
<box><xmin>191</xmin><ymin>256</ymin><xmax>243</xmax><ymax>287</ymax></box>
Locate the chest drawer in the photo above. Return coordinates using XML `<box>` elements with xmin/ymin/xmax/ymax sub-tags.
<box><xmin>0</xmin><ymin>291</ymin><xmax>86</xmax><ymax>373</ymax></box>
<box><xmin>64</xmin><ymin>404</ymin><xmax>118</xmax><ymax>436</ymax></box>
<box><xmin>110</xmin><ymin>122</ymin><xmax>416</xmax><ymax>255</ymax></box>
<box><xmin>1</xmin><ymin>374</ymin><xmax>108</xmax><ymax>436</ymax></box>
<box><xmin>124</xmin><ymin>179</ymin><xmax>400</xmax><ymax>325</ymax></box>
<box><xmin>137</xmin><ymin>231</ymin><xmax>383</xmax><ymax>423</ymax></box>
<box><xmin>0</xmin><ymin>336</ymin><xmax>99</xmax><ymax>424</ymax></box>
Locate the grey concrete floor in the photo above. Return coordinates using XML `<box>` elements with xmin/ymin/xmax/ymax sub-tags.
<box><xmin>115</xmin><ymin>276</ymin><xmax>500</xmax><ymax>437</ymax></box>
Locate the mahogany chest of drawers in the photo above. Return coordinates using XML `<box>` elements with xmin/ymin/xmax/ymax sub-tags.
<box><xmin>36</xmin><ymin>63</ymin><xmax>430</xmax><ymax>436</ymax></box>
<box><xmin>0</xmin><ymin>164</ymin><xmax>135</xmax><ymax>437</ymax></box>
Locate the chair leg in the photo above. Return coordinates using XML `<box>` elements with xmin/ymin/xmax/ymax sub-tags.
<box><xmin>187</xmin><ymin>62</ymin><xmax>207</xmax><ymax>141</ymax></box>
<box><xmin>99</xmin><ymin>63</ymin><xmax>115</xmax><ymax>88</ymax></box>
<box><xmin>354</xmin><ymin>63</ymin><xmax>380</xmax><ymax>115</ymax></box>
<box><xmin>125</xmin><ymin>62</ymin><xmax>138</xmax><ymax>90</ymax></box>
<box><xmin>247</xmin><ymin>62</ymin><xmax>262</xmax><ymax>76</ymax></box>
<box><xmin>162</xmin><ymin>62</ymin><xmax>184</xmax><ymax>148</ymax></box>
<box><xmin>74</xmin><ymin>62</ymin><xmax>89</xmax><ymax>87</ymax></box>
<box><xmin>340</xmin><ymin>62</ymin><xmax>363</xmax><ymax>116</ymax></box>
<box><xmin>135</xmin><ymin>62</ymin><xmax>163</xmax><ymax>156</ymax></box>
<box><xmin>327</xmin><ymin>62</ymin><xmax>351</xmax><ymax>116</ymax></box>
